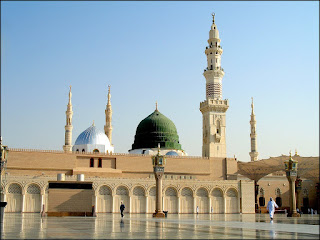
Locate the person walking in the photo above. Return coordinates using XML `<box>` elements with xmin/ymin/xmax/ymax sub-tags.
<box><xmin>120</xmin><ymin>202</ymin><xmax>125</xmax><ymax>218</ymax></box>
<box><xmin>266</xmin><ymin>197</ymin><xmax>278</xmax><ymax>221</ymax></box>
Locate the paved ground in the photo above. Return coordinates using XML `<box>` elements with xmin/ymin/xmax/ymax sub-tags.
<box><xmin>1</xmin><ymin>213</ymin><xmax>319</xmax><ymax>239</ymax></box>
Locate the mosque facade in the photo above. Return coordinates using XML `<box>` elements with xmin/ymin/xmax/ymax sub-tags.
<box><xmin>1</xmin><ymin>15</ymin><xmax>318</xmax><ymax>215</ymax></box>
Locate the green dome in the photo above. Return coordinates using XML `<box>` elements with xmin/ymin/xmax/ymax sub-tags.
<box><xmin>132</xmin><ymin>109</ymin><xmax>182</xmax><ymax>150</ymax></box>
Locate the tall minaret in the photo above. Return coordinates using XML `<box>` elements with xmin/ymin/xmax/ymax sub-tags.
<box><xmin>200</xmin><ymin>13</ymin><xmax>229</xmax><ymax>158</ymax></box>
<box><xmin>104</xmin><ymin>85</ymin><xmax>113</xmax><ymax>145</ymax></box>
<box><xmin>63</xmin><ymin>86</ymin><xmax>73</xmax><ymax>152</ymax></box>
<box><xmin>249</xmin><ymin>97</ymin><xmax>259</xmax><ymax>161</ymax></box>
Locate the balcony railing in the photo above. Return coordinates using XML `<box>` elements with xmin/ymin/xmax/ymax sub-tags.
<box><xmin>204</xmin><ymin>66</ymin><xmax>224</xmax><ymax>72</ymax></box>
<box><xmin>205</xmin><ymin>45</ymin><xmax>222</xmax><ymax>50</ymax></box>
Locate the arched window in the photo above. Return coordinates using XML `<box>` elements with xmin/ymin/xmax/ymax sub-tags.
<box><xmin>76</xmin><ymin>149</ymin><xmax>79</xmax><ymax>153</ymax></box>
<box><xmin>82</xmin><ymin>149</ymin><xmax>85</xmax><ymax>153</ymax></box>
<box><xmin>259</xmin><ymin>188</ymin><xmax>265</xmax><ymax>206</ymax></box>
<box><xmin>275</xmin><ymin>188</ymin><xmax>282</xmax><ymax>207</ymax></box>
<box><xmin>90</xmin><ymin>158</ymin><xmax>94</xmax><ymax>168</ymax></box>
<box><xmin>98</xmin><ymin>158</ymin><xmax>102</xmax><ymax>168</ymax></box>
<box><xmin>93</xmin><ymin>149</ymin><xmax>99</xmax><ymax>153</ymax></box>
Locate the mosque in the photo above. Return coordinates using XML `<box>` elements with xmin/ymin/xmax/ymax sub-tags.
<box><xmin>1</xmin><ymin>15</ymin><xmax>318</xmax><ymax>216</ymax></box>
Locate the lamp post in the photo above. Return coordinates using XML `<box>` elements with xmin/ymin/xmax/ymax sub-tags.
<box><xmin>152</xmin><ymin>144</ymin><xmax>166</xmax><ymax>218</ymax></box>
<box><xmin>0</xmin><ymin>137</ymin><xmax>9</xmax><ymax>224</ymax></box>
<box><xmin>284</xmin><ymin>151</ymin><xmax>300</xmax><ymax>217</ymax></box>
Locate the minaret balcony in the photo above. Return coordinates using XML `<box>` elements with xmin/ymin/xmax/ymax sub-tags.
<box><xmin>200</xmin><ymin>99</ymin><xmax>229</xmax><ymax>113</ymax></box>
<box><xmin>205</xmin><ymin>46</ymin><xmax>223</xmax><ymax>55</ymax></box>
<box><xmin>205</xmin><ymin>45</ymin><xmax>222</xmax><ymax>50</ymax></box>
<box><xmin>203</xmin><ymin>66</ymin><xmax>224</xmax><ymax>73</ymax></box>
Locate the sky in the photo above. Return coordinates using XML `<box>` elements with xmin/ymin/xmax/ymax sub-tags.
<box><xmin>1</xmin><ymin>1</ymin><xmax>319</xmax><ymax>162</ymax></box>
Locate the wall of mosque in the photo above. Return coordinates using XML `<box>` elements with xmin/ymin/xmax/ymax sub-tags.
<box><xmin>5</xmin><ymin>149</ymin><xmax>238</xmax><ymax>181</ymax></box>
<box><xmin>1</xmin><ymin>175</ymin><xmax>254</xmax><ymax>214</ymax></box>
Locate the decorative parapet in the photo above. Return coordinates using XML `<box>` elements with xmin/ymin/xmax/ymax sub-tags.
<box><xmin>7</xmin><ymin>148</ymin><xmax>209</xmax><ymax>159</ymax></box>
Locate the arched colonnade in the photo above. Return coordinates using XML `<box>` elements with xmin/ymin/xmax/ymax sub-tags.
<box><xmin>2</xmin><ymin>182</ymin><xmax>240</xmax><ymax>214</ymax></box>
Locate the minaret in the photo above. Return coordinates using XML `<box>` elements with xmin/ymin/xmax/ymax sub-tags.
<box><xmin>63</xmin><ymin>86</ymin><xmax>73</xmax><ymax>152</ymax></box>
<box><xmin>200</xmin><ymin>13</ymin><xmax>229</xmax><ymax>158</ymax></box>
<box><xmin>104</xmin><ymin>85</ymin><xmax>113</xmax><ymax>145</ymax></box>
<box><xmin>249</xmin><ymin>97</ymin><xmax>259</xmax><ymax>161</ymax></box>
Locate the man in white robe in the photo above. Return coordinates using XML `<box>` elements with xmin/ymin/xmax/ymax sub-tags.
<box><xmin>266</xmin><ymin>197</ymin><xmax>278</xmax><ymax>220</ymax></box>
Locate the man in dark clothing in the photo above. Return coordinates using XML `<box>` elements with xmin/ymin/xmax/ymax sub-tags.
<box><xmin>120</xmin><ymin>202</ymin><xmax>125</xmax><ymax>217</ymax></box>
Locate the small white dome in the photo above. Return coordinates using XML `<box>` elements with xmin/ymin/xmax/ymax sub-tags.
<box><xmin>73</xmin><ymin>124</ymin><xmax>114</xmax><ymax>153</ymax></box>
<box><xmin>75</xmin><ymin>125</ymin><xmax>110</xmax><ymax>146</ymax></box>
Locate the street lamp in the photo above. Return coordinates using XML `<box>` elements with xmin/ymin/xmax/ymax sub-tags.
<box><xmin>284</xmin><ymin>151</ymin><xmax>300</xmax><ymax>217</ymax></box>
<box><xmin>0</xmin><ymin>137</ymin><xmax>9</xmax><ymax>223</ymax></box>
<box><xmin>152</xmin><ymin>144</ymin><xmax>166</xmax><ymax>218</ymax></box>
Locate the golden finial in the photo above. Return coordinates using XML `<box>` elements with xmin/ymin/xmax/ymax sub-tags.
<box><xmin>295</xmin><ymin>149</ymin><xmax>298</xmax><ymax>156</ymax></box>
<box><xmin>156</xmin><ymin>101</ymin><xmax>158</xmax><ymax>111</ymax></box>
<box><xmin>92</xmin><ymin>120</ymin><xmax>95</xmax><ymax>126</ymax></box>
<box><xmin>289</xmin><ymin>150</ymin><xmax>292</xmax><ymax>158</ymax></box>
<box><xmin>108</xmin><ymin>85</ymin><xmax>111</xmax><ymax>94</ymax></box>
<box><xmin>157</xmin><ymin>143</ymin><xmax>161</xmax><ymax>154</ymax></box>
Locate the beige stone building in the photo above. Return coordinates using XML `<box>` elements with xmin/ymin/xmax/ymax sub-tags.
<box><xmin>1</xmin><ymin>14</ymin><xmax>318</xmax><ymax>216</ymax></box>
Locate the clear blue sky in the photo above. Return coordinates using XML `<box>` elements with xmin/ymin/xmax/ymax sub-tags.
<box><xmin>1</xmin><ymin>1</ymin><xmax>319</xmax><ymax>161</ymax></box>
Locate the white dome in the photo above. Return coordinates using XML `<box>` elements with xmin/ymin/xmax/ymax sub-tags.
<box><xmin>73</xmin><ymin>124</ymin><xmax>114</xmax><ymax>153</ymax></box>
<box><xmin>75</xmin><ymin>125</ymin><xmax>110</xmax><ymax>146</ymax></box>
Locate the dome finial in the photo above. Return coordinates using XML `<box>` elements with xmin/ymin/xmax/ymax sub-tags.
<box><xmin>156</xmin><ymin>101</ymin><xmax>158</xmax><ymax>111</ymax></box>
<box><xmin>251</xmin><ymin>97</ymin><xmax>255</xmax><ymax>114</ymax></box>
<box><xmin>211</xmin><ymin>12</ymin><xmax>215</xmax><ymax>23</ymax></box>
<box><xmin>92</xmin><ymin>120</ymin><xmax>95</xmax><ymax>126</ymax></box>
<box><xmin>68</xmin><ymin>85</ymin><xmax>72</xmax><ymax>104</ymax></box>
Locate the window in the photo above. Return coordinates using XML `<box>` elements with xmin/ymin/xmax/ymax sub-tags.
<box><xmin>216</xmin><ymin>42</ymin><xmax>217</xmax><ymax>47</ymax></box>
<box><xmin>76</xmin><ymin>149</ymin><xmax>79</xmax><ymax>153</ymax></box>
<box><xmin>90</xmin><ymin>158</ymin><xmax>94</xmax><ymax>167</ymax></box>
<box><xmin>211</xmin><ymin>59</ymin><xmax>212</xmax><ymax>63</ymax></box>
<box><xmin>216</xmin><ymin>59</ymin><xmax>218</xmax><ymax>63</ymax></box>
<box><xmin>98</xmin><ymin>158</ymin><xmax>102</xmax><ymax>168</ymax></box>
<box><xmin>82</xmin><ymin>149</ymin><xmax>85</xmax><ymax>153</ymax></box>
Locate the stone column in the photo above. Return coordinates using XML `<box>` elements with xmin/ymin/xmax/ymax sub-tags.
<box><xmin>177</xmin><ymin>197</ymin><xmax>180</xmax><ymax>214</ymax></box>
<box><xmin>21</xmin><ymin>193</ymin><xmax>26</xmax><ymax>213</ymax></box>
<box><xmin>209</xmin><ymin>197</ymin><xmax>212</xmax><ymax>213</ymax></box>
<box><xmin>129</xmin><ymin>195</ymin><xmax>132</xmax><ymax>213</ymax></box>
<box><xmin>40</xmin><ymin>193</ymin><xmax>45</xmax><ymax>217</ymax></box>
<box><xmin>224</xmin><ymin>197</ymin><xmax>227</xmax><ymax>213</ymax></box>
<box><xmin>145</xmin><ymin>196</ymin><xmax>148</xmax><ymax>213</ymax></box>
<box><xmin>153</xmin><ymin>172</ymin><xmax>165</xmax><ymax>217</ymax></box>
<box><xmin>287</xmin><ymin>174</ymin><xmax>300</xmax><ymax>217</ymax></box>
<box><xmin>93</xmin><ymin>194</ymin><xmax>98</xmax><ymax>216</ymax></box>
<box><xmin>111</xmin><ymin>195</ymin><xmax>114</xmax><ymax>213</ymax></box>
